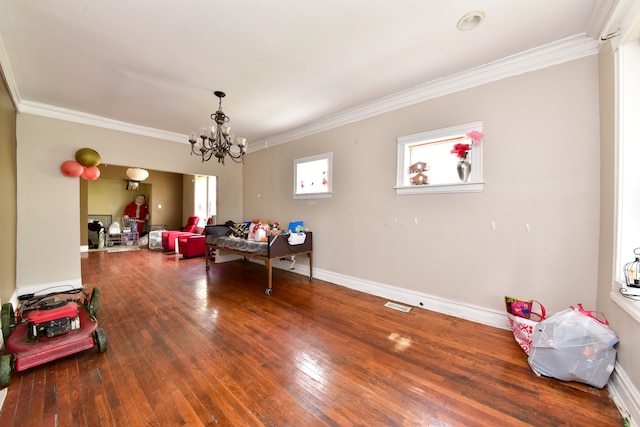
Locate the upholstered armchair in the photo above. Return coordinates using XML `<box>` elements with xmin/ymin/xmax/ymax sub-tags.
<box><xmin>161</xmin><ymin>216</ymin><xmax>200</xmax><ymax>251</ymax></box>
<box><xmin>177</xmin><ymin>234</ymin><xmax>206</xmax><ymax>258</ymax></box>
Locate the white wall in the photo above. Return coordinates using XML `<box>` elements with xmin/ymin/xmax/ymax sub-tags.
<box><xmin>243</xmin><ymin>55</ymin><xmax>601</xmax><ymax>316</ymax></box>
<box><xmin>15</xmin><ymin>114</ymin><xmax>242</xmax><ymax>291</ymax></box>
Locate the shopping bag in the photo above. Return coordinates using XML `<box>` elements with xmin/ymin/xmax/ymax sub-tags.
<box><xmin>505</xmin><ymin>295</ymin><xmax>545</xmax><ymax>319</ymax></box>
<box><xmin>505</xmin><ymin>296</ymin><xmax>546</xmax><ymax>355</ymax></box>
<box><xmin>528</xmin><ymin>304</ymin><xmax>618</xmax><ymax>388</ymax></box>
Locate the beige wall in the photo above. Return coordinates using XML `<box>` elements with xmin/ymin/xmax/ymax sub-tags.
<box><xmin>88</xmin><ymin>164</ymin><xmax>185</xmax><ymax>232</ymax></box>
<box><xmin>0</xmin><ymin>71</ymin><xmax>16</xmax><ymax>303</ymax></box>
<box><xmin>7</xmin><ymin>44</ymin><xmax>640</xmax><ymax>400</ymax></box>
<box><xmin>88</xmin><ymin>180</ymin><xmax>152</xmax><ymax>225</ymax></box>
<box><xmin>15</xmin><ymin>114</ymin><xmax>242</xmax><ymax>290</ymax></box>
<box><xmin>182</xmin><ymin>174</ymin><xmax>196</xmax><ymax>226</ymax></box>
<box><xmin>244</xmin><ymin>56</ymin><xmax>601</xmax><ymax>315</ymax></box>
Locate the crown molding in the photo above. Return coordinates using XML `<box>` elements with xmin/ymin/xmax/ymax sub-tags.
<box><xmin>258</xmin><ymin>33</ymin><xmax>599</xmax><ymax>150</ymax></box>
<box><xmin>2</xmin><ymin>31</ymin><xmax>599</xmax><ymax>149</ymax></box>
<box><xmin>18</xmin><ymin>101</ymin><xmax>186</xmax><ymax>143</ymax></box>
<box><xmin>1</xmin><ymin>34</ymin><xmax>186</xmax><ymax>143</ymax></box>
<box><xmin>0</xmin><ymin>32</ymin><xmax>20</xmax><ymax>111</ymax></box>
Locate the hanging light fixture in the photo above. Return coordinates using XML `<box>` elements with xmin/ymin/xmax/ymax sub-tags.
<box><xmin>126</xmin><ymin>168</ymin><xmax>149</xmax><ymax>181</ymax></box>
<box><xmin>189</xmin><ymin>91</ymin><xmax>247</xmax><ymax>165</ymax></box>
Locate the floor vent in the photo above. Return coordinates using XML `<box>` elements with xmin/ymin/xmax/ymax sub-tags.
<box><xmin>384</xmin><ymin>302</ymin><xmax>411</xmax><ymax>313</ymax></box>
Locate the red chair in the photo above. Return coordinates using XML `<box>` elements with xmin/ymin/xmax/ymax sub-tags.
<box><xmin>178</xmin><ymin>234</ymin><xmax>206</xmax><ymax>258</ymax></box>
<box><xmin>162</xmin><ymin>216</ymin><xmax>200</xmax><ymax>251</ymax></box>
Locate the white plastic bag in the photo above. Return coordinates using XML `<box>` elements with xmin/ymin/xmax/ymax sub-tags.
<box><xmin>528</xmin><ymin>304</ymin><xmax>618</xmax><ymax>388</ymax></box>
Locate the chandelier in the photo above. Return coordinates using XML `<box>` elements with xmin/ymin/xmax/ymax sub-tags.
<box><xmin>189</xmin><ymin>91</ymin><xmax>247</xmax><ymax>164</ymax></box>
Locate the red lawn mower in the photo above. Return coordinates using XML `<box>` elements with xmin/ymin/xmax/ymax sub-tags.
<box><xmin>0</xmin><ymin>286</ymin><xmax>107</xmax><ymax>388</ymax></box>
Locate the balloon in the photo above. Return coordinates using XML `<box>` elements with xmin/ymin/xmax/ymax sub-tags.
<box><xmin>81</xmin><ymin>166</ymin><xmax>101</xmax><ymax>181</ymax></box>
<box><xmin>75</xmin><ymin>148</ymin><xmax>101</xmax><ymax>167</ymax></box>
<box><xmin>60</xmin><ymin>160</ymin><xmax>84</xmax><ymax>177</ymax></box>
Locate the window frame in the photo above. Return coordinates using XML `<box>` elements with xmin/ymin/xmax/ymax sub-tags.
<box><xmin>395</xmin><ymin>121</ymin><xmax>484</xmax><ymax>195</ymax></box>
<box><xmin>194</xmin><ymin>174</ymin><xmax>217</xmax><ymax>226</ymax></box>
<box><xmin>612</xmin><ymin>40</ymin><xmax>640</xmax><ymax>318</ymax></box>
<box><xmin>293</xmin><ymin>152</ymin><xmax>333</xmax><ymax>200</ymax></box>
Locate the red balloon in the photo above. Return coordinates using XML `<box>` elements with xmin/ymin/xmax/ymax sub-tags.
<box><xmin>81</xmin><ymin>166</ymin><xmax>101</xmax><ymax>181</ymax></box>
<box><xmin>60</xmin><ymin>160</ymin><xmax>84</xmax><ymax>177</ymax></box>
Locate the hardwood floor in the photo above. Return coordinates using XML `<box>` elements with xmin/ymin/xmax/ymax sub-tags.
<box><xmin>0</xmin><ymin>249</ymin><xmax>623</xmax><ymax>426</ymax></box>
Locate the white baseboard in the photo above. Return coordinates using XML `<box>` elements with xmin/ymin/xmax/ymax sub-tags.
<box><xmin>268</xmin><ymin>259</ymin><xmax>510</xmax><ymax>329</ymax></box>
<box><xmin>55</xmin><ymin>251</ymin><xmax>638</xmax><ymax>422</ymax></box>
<box><xmin>269</xmin><ymin>260</ymin><xmax>637</xmax><ymax>422</ymax></box>
<box><xmin>214</xmin><ymin>251</ymin><xmax>243</xmax><ymax>263</ymax></box>
<box><xmin>609</xmin><ymin>364</ymin><xmax>639</xmax><ymax>426</ymax></box>
<box><xmin>10</xmin><ymin>279</ymin><xmax>84</xmax><ymax>308</ymax></box>
<box><xmin>0</xmin><ymin>388</ymin><xmax>6</xmax><ymax>415</ymax></box>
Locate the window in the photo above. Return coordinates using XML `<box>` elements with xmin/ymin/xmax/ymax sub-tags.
<box><xmin>395</xmin><ymin>121</ymin><xmax>484</xmax><ymax>195</ymax></box>
<box><xmin>293</xmin><ymin>152</ymin><xmax>332</xmax><ymax>199</ymax></box>
<box><xmin>194</xmin><ymin>175</ymin><xmax>217</xmax><ymax>225</ymax></box>
<box><xmin>615</xmin><ymin>40</ymin><xmax>640</xmax><ymax>307</ymax></box>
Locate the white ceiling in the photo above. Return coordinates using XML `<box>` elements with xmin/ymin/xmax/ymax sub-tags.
<box><xmin>0</xmin><ymin>1</ymin><xmax>626</xmax><ymax>149</ymax></box>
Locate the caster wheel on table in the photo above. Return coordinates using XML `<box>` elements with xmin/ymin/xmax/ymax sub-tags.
<box><xmin>206</xmin><ymin>264</ymin><xmax>210</xmax><ymax>270</ymax></box>
<box><xmin>265</xmin><ymin>288</ymin><xmax>272</xmax><ymax>296</ymax></box>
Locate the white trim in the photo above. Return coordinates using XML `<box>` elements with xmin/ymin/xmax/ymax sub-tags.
<box><xmin>235</xmin><ymin>257</ymin><xmax>509</xmax><ymax>328</ymax></box>
<box><xmin>609</xmin><ymin>363</ymin><xmax>640</xmax><ymax>427</ymax></box>
<box><xmin>611</xmin><ymin>286</ymin><xmax>640</xmax><ymax>323</ymax></box>
<box><xmin>0</xmin><ymin>32</ymin><xmax>20</xmax><ymax>110</ymax></box>
<box><xmin>394</xmin><ymin>182</ymin><xmax>484</xmax><ymax>195</ymax></box>
<box><xmin>19</xmin><ymin>101</ymin><xmax>187</xmax><ymax>143</ymax></box>
<box><xmin>10</xmin><ymin>279</ymin><xmax>84</xmax><ymax>310</ymax></box>
<box><xmin>256</xmin><ymin>34</ymin><xmax>599</xmax><ymax>150</ymax></box>
<box><xmin>274</xmin><ymin>261</ymin><xmax>631</xmax><ymax>419</ymax></box>
<box><xmin>1</xmin><ymin>31</ymin><xmax>188</xmax><ymax>144</ymax></box>
<box><xmin>2</xmin><ymin>33</ymin><xmax>598</xmax><ymax>148</ymax></box>
<box><xmin>292</xmin><ymin>192</ymin><xmax>334</xmax><ymax>200</ymax></box>
<box><xmin>0</xmin><ymin>389</ymin><xmax>6</xmax><ymax>418</ymax></box>
<box><xmin>266</xmin><ymin>258</ymin><xmax>510</xmax><ymax>330</ymax></box>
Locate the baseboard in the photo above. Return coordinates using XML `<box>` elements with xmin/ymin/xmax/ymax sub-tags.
<box><xmin>214</xmin><ymin>251</ymin><xmax>243</xmax><ymax>263</ymax></box>
<box><xmin>10</xmin><ymin>279</ymin><xmax>84</xmax><ymax>308</ymax></box>
<box><xmin>269</xmin><ymin>259</ymin><xmax>510</xmax><ymax>330</ymax></box>
<box><xmin>0</xmin><ymin>388</ymin><xmax>6</xmax><ymax>415</ymax></box>
<box><xmin>609</xmin><ymin>364</ymin><xmax>640</xmax><ymax>426</ymax></box>
<box><xmin>269</xmin><ymin>260</ymin><xmax>638</xmax><ymax>422</ymax></box>
<box><xmin>30</xmin><ymin>254</ymin><xmax>630</xmax><ymax>423</ymax></box>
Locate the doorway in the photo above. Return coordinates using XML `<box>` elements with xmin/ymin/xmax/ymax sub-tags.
<box><xmin>87</xmin><ymin>179</ymin><xmax>151</xmax><ymax>248</ymax></box>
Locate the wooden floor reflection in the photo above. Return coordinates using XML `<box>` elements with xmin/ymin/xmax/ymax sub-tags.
<box><xmin>0</xmin><ymin>249</ymin><xmax>622</xmax><ymax>426</ymax></box>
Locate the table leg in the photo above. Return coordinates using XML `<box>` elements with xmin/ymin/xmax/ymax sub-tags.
<box><xmin>266</xmin><ymin>258</ymin><xmax>273</xmax><ymax>294</ymax></box>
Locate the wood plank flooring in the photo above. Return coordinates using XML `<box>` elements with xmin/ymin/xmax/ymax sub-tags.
<box><xmin>0</xmin><ymin>248</ymin><xmax>624</xmax><ymax>426</ymax></box>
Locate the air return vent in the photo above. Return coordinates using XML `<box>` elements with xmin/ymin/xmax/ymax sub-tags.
<box><xmin>384</xmin><ymin>302</ymin><xmax>411</xmax><ymax>313</ymax></box>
